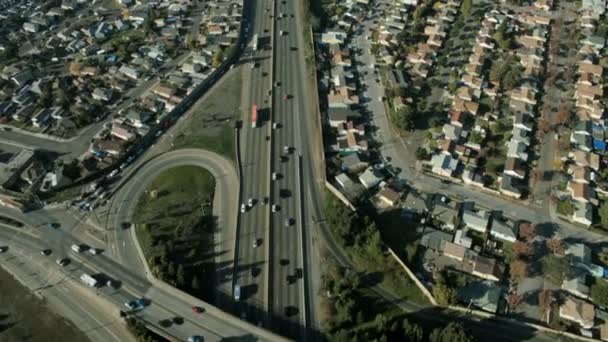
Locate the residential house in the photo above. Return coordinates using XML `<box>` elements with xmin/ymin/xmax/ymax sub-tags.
<box><xmin>559</xmin><ymin>296</ymin><xmax>595</xmax><ymax>329</ymax></box>
<box><xmin>111</xmin><ymin>124</ymin><xmax>136</xmax><ymax>141</ymax></box>
<box><xmin>462</xmin><ymin>209</ymin><xmax>490</xmax><ymax>233</ymax></box>
<box><xmin>573</xmin><ymin>202</ymin><xmax>594</xmax><ymax>227</ymax></box>
<box><xmin>562</xmin><ymin>276</ymin><xmax>590</xmax><ymax>299</ymax></box>
<box><xmin>431</xmin><ymin>153</ymin><xmax>459</xmax><ymax>178</ymax></box>
<box><xmin>567</xmin><ymin>243</ymin><xmax>592</xmax><ymax>265</ymax></box>
<box><xmin>489</xmin><ymin>220</ymin><xmax>518</xmax><ymax>243</ymax></box>
<box><xmin>31</xmin><ymin>108</ymin><xmax>52</xmax><ymax>128</ymax></box>
<box><xmin>358</xmin><ymin>168</ymin><xmax>383</xmax><ymax>189</ymax></box>
<box><xmin>507</xmin><ymin>140</ymin><xmax>529</xmax><ymax>161</ymax></box>
<box><xmin>335</xmin><ymin>173</ymin><xmax>353</xmax><ymax>189</ymax></box>
<box><xmin>443</xmin><ymin>123</ymin><xmax>462</xmax><ymax>140</ymax></box>
<box><xmin>92</xmin><ymin>140</ymin><xmax>125</xmax><ymax>157</ymax></box>
<box><xmin>443</xmin><ymin>241</ymin><xmax>466</xmax><ymax>261</ymax></box>
<box><xmin>568</xmin><ymin>181</ymin><xmax>596</xmax><ymax>204</ymax></box>
<box><xmin>472</xmin><ymin>255</ymin><xmax>502</xmax><ymax>282</ymax></box>
<box><xmin>432</xmin><ymin>202</ymin><xmax>459</xmax><ymax>230</ymax></box>
<box><xmin>92</xmin><ymin>88</ymin><xmax>112</xmax><ymax>102</ymax></box>
<box><xmin>504</xmin><ymin>158</ymin><xmax>526</xmax><ymax>179</ymax></box>
<box><xmin>378</xmin><ymin>187</ymin><xmax>401</xmax><ymax>207</ymax></box>
<box><xmin>420</xmin><ymin>227</ymin><xmax>453</xmax><ymax>252</ymax></box>
<box><xmin>500</xmin><ymin>174</ymin><xmax>523</xmax><ymax>199</ymax></box>
<box><xmin>340</xmin><ymin>153</ymin><xmax>367</xmax><ymax>173</ymax></box>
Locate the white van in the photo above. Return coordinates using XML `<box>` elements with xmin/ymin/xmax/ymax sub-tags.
<box><xmin>71</xmin><ymin>244</ymin><xmax>82</xmax><ymax>253</ymax></box>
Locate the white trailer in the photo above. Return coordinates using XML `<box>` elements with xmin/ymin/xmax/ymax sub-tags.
<box><xmin>80</xmin><ymin>273</ymin><xmax>98</xmax><ymax>287</ymax></box>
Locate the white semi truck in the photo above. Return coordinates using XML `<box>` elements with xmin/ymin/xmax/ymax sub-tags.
<box><xmin>80</xmin><ymin>273</ymin><xmax>98</xmax><ymax>287</ymax></box>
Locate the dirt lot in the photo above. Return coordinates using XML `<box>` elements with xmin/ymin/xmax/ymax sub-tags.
<box><xmin>0</xmin><ymin>267</ymin><xmax>90</xmax><ymax>342</ymax></box>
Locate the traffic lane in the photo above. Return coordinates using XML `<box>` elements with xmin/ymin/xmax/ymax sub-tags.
<box><xmin>0</xmin><ymin>245</ymin><xmax>133</xmax><ymax>342</ymax></box>
<box><xmin>272</xmin><ymin>51</ymin><xmax>303</xmax><ymax>335</ymax></box>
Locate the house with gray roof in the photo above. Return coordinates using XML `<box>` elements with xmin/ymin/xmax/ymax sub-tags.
<box><xmin>462</xmin><ymin>209</ymin><xmax>490</xmax><ymax>233</ymax></box>
<box><xmin>420</xmin><ymin>227</ymin><xmax>453</xmax><ymax>251</ymax></box>
<box><xmin>489</xmin><ymin>220</ymin><xmax>518</xmax><ymax>243</ymax></box>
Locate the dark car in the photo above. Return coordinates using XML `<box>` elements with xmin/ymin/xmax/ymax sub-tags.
<box><xmin>158</xmin><ymin>319</ymin><xmax>172</xmax><ymax>328</ymax></box>
<box><xmin>295</xmin><ymin>268</ymin><xmax>303</xmax><ymax>279</ymax></box>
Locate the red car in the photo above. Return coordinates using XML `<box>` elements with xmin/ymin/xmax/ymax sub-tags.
<box><xmin>283</xmin><ymin>94</ymin><xmax>290</xmax><ymax>100</ymax></box>
<box><xmin>192</xmin><ymin>306</ymin><xmax>203</xmax><ymax>314</ymax></box>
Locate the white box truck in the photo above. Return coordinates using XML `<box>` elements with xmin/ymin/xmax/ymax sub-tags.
<box><xmin>80</xmin><ymin>273</ymin><xmax>98</xmax><ymax>287</ymax></box>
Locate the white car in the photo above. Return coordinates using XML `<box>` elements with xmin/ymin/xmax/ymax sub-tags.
<box><xmin>271</xmin><ymin>204</ymin><xmax>279</xmax><ymax>213</ymax></box>
<box><xmin>253</xmin><ymin>239</ymin><xmax>259</xmax><ymax>248</ymax></box>
<box><xmin>248</xmin><ymin>198</ymin><xmax>254</xmax><ymax>206</ymax></box>
<box><xmin>272</xmin><ymin>172</ymin><xmax>279</xmax><ymax>181</ymax></box>
<box><xmin>280</xmin><ymin>30</ymin><xmax>284</xmax><ymax>36</ymax></box>
<box><xmin>240</xmin><ymin>204</ymin><xmax>247</xmax><ymax>213</ymax></box>
<box><xmin>272</xmin><ymin>122</ymin><xmax>279</xmax><ymax>129</ymax></box>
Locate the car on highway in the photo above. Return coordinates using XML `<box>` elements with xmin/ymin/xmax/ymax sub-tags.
<box><xmin>253</xmin><ymin>239</ymin><xmax>260</xmax><ymax>248</ymax></box>
<box><xmin>240</xmin><ymin>204</ymin><xmax>247</xmax><ymax>213</ymax></box>
<box><xmin>280</xmin><ymin>30</ymin><xmax>287</xmax><ymax>36</ymax></box>
<box><xmin>295</xmin><ymin>268</ymin><xmax>303</xmax><ymax>279</ymax></box>
<box><xmin>250</xmin><ymin>62</ymin><xmax>256</xmax><ymax>68</ymax></box>
<box><xmin>286</xmin><ymin>275</ymin><xmax>295</xmax><ymax>284</ymax></box>
<box><xmin>47</xmin><ymin>222</ymin><xmax>60</xmax><ymax>229</ymax></box>
<box><xmin>271</xmin><ymin>172</ymin><xmax>279</xmax><ymax>181</ymax></box>
<box><xmin>124</xmin><ymin>298</ymin><xmax>146</xmax><ymax>310</ymax></box>
<box><xmin>247</xmin><ymin>198</ymin><xmax>254</xmax><ymax>207</ymax></box>
<box><xmin>0</xmin><ymin>246</ymin><xmax>7</xmax><ymax>253</ymax></box>
<box><xmin>40</xmin><ymin>249</ymin><xmax>52</xmax><ymax>256</ymax></box>
<box><xmin>283</xmin><ymin>94</ymin><xmax>290</xmax><ymax>100</ymax></box>
<box><xmin>271</xmin><ymin>204</ymin><xmax>279</xmax><ymax>213</ymax></box>
<box><xmin>108</xmin><ymin>169</ymin><xmax>120</xmax><ymax>178</ymax></box>
<box><xmin>274</xmin><ymin>81</ymin><xmax>280</xmax><ymax>87</ymax></box>
<box><xmin>56</xmin><ymin>258</ymin><xmax>70</xmax><ymax>266</ymax></box>
<box><xmin>272</xmin><ymin>122</ymin><xmax>280</xmax><ymax>129</ymax></box>
<box><xmin>159</xmin><ymin>319</ymin><xmax>173</xmax><ymax>328</ymax></box>
<box><xmin>192</xmin><ymin>306</ymin><xmax>204</xmax><ymax>314</ymax></box>
<box><xmin>89</xmin><ymin>248</ymin><xmax>101</xmax><ymax>255</ymax></box>
<box><xmin>284</xmin><ymin>218</ymin><xmax>292</xmax><ymax>227</ymax></box>
<box><xmin>283</xmin><ymin>146</ymin><xmax>291</xmax><ymax>154</ymax></box>
<box><xmin>234</xmin><ymin>284</ymin><xmax>241</xmax><ymax>301</ymax></box>
<box><xmin>188</xmin><ymin>336</ymin><xmax>201</xmax><ymax>342</ymax></box>
<box><xmin>280</xmin><ymin>155</ymin><xmax>289</xmax><ymax>162</ymax></box>
<box><xmin>71</xmin><ymin>244</ymin><xmax>85</xmax><ymax>253</ymax></box>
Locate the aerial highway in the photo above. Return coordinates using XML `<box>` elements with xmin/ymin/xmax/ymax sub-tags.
<box><xmin>233</xmin><ymin>0</ymin><xmax>274</xmax><ymax>327</ymax></box>
<box><xmin>0</xmin><ymin>207</ymin><xmax>288</xmax><ymax>342</ymax></box>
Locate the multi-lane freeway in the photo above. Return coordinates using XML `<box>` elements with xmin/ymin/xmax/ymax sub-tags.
<box><xmin>233</xmin><ymin>0</ymin><xmax>274</xmax><ymax>327</ymax></box>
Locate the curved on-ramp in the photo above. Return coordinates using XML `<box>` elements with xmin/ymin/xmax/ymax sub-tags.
<box><xmin>111</xmin><ymin>149</ymin><xmax>289</xmax><ymax>342</ymax></box>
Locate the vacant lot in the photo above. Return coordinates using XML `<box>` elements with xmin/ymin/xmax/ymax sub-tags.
<box><xmin>0</xmin><ymin>267</ymin><xmax>90</xmax><ymax>342</ymax></box>
<box><xmin>169</xmin><ymin>69</ymin><xmax>242</xmax><ymax>161</ymax></box>
<box><xmin>133</xmin><ymin>165</ymin><xmax>218</xmax><ymax>301</ymax></box>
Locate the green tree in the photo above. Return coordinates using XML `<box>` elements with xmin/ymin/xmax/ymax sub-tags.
<box><xmin>461</xmin><ymin>0</ymin><xmax>472</xmax><ymax>17</ymax></box>
<box><xmin>599</xmin><ymin>201</ymin><xmax>608</xmax><ymax>227</ymax></box>
<box><xmin>176</xmin><ymin>264</ymin><xmax>186</xmax><ymax>287</ymax></box>
<box><xmin>591</xmin><ymin>279</ymin><xmax>608</xmax><ymax>307</ymax></box>
<box><xmin>415</xmin><ymin>147</ymin><xmax>429</xmax><ymax>160</ymax></box>
<box><xmin>62</xmin><ymin>159</ymin><xmax>81</xmax><ymax>180</ymax></box>
<box><xmin>402</xmin><ymin>319</ymin><xmax>423</xmax><ymax>342</ymax></box>
<box><xmin>430</xmin><ymin>323</ymin><xmax>473</xmax><ymax>342</ymax></box>
<box><xmin>396</xmin><ymin>106</ymin><xmax>415</xmax><ymax>130</ymax></box>
<box><xmin>503</xmin><ymin>66</ymin><xmax>522</xmax><ymax>90</ymax></box>
<box><xmin>432</xmin><ymin>284</ymin><xmax>457</xmax><ymax>306</ymax></box>
<box><xmin>541</xmin><ymin>254</ymin><xmax>572</xmax><ymax>285</ymax></box>
<box><xmin>468</xmin><ymin>131</ymin><xmax>484</xmax><ymax>144</ymax></box>
<box><xmin>211</xmin><ymin>48</ymin><xmax>224</xmax><ymax>67</ymax></box>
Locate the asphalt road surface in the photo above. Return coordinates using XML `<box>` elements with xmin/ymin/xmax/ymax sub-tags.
<box><xmin>234</xmin><ymin>0</ymin><xmax>273</xmax><ymax>327</ymax></box>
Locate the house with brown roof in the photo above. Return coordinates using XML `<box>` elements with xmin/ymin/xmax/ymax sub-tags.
<box><xmin>452</xmin><ymin>99</ymin><xmax>479</xmax><ymax>115</ymax></box>
<box><xmin>559</xmin><ymin>296</ymin><xmax>595</xmax><ymax>329</ymax></box>
<box><xmin>575</xmin><ymin>83</ymin><xmax>604</xmax><ymax>101</ymax></box>
<box><xmin>472</xmin><ymin>255</ymin><xmax>502</xmax><ymax>282</ymax></box>
<box><xmin>571</xmin><ymin>166</ymin><xmax>592</xmax><ymax>184</ymax></box>
<box><xmin>378</xmin><ymin>187</ymin><xmax>401</xmax><ymax>207</ymax></box>
<box><xmin>568</xmin><ymin>181</ymin><xmax>596</xmax><ymax>204</ymax></box>
<box><xmin>504</xmin><ymin>158</ymin><xmax>526</xmax><ymax>179</ymax></box>
<box><xmin>572</xmin><ymin>150</ymin><xmax>600</xmax><ymax>170</ymax></box>
<box><xmin>578</xmin><ymin>62</ymin><xmax>603</xmax><ymax>77</ymax></box>
<box><xmin>510</xmin><ymin>86</ymin><xmax>537</xmax><ymax>106</ymax></box>
<box><xmin>461</xmin><ymin>74</ymin><xmax>483</xmax><ymax>90</ymax></box>
<box><xmin>443</xmin><ymin>241</ymin><xmax>466</xmax><ymax>261</ymax></box>
<box><xmin>449</xmin><ymin>110</ymin><xmax>468</xmax><ymax>127</ymax></box>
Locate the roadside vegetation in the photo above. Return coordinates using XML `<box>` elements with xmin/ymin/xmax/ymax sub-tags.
<box><xmin>125</xmin><ymin>317</ymin><xmax>166</xmax><ymax>342</ymax></box>
<box><xmin>321</xmin><ymin>261</ymin><xmax>474</xmax><ymax>341</ymax></box>
<box><xmin>133</xmin><ymin>165</ymin><xmax>217</xmax><ymax>302</ymax></box>
<box><xmin>168</xmin><ymin>68</ymin><xmax>241</xmax><ymax>162</ymax></box>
